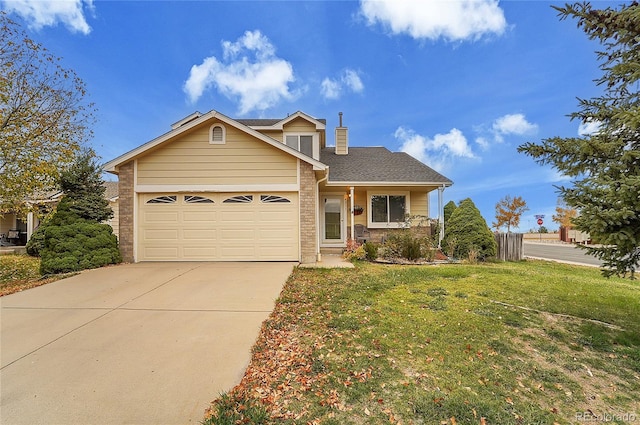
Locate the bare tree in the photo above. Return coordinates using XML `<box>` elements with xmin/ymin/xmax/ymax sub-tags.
<box><xmin>1</xmin><ymin>12</ymin><xmax>95</xmax><ymax>216</ymax></box>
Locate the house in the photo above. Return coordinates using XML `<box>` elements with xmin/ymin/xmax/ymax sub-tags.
<box><xmin>103</xmin><ymin>110</ymin><xmax>452</xmax><ymax>263</ymax></box>
<box><xmin>0</xmin><ymin>182</ymin><xmax>120</xmax><ymax>246</ymax></box>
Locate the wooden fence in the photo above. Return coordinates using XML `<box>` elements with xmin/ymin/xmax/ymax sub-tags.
<box><xmin>495</xmin><ymin>233</ymin><xmax>523</xmax><ymax>261</ymax></box>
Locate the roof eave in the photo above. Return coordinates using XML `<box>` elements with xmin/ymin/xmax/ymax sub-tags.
<box><xmin>325</xmin><ymin>181</ymin><xmax>453</xmax><ymax>187</ymax></box>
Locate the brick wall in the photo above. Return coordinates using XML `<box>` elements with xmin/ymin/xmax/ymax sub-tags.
<box><xmin>299</xmin><ymin>162</ymin><xmax>317</xmax><ymax>263</ymax></box>
<box><xmin>118</xmin><ymin>161</ymin><xmax>134</xmax><ymax>262</ymax></box>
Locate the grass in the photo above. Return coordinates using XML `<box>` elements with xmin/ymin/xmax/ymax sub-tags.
<box><xmin>204</xmin><ymin>260</ymin><xmax>640</xmax><ymax>425</ymax></box>
<box><xmin>0</xmin><ymin>254</ymin><xmax>69</xmax><ymax>296</ymax></box>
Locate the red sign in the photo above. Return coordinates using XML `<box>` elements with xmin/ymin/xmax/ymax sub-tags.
<box><xmin>537</xmin><ymin>218</ymin><xmax>544</xmax><ymax>226</ymax></box>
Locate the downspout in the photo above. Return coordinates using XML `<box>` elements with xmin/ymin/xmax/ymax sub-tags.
<box><xmin>316</xmin><ymin>170</ymin><xmax>329</xmax><ymax>262</ymax></box>
<box><xmin>438</xmin><ymin>184</ymin><xmax>445</xmax><ymax>248</ymax></box>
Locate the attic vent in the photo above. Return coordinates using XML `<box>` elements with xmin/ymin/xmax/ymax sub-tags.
<box><xmin>210</xmin><ymin>124</ymin><xmax>226</xmax><ymax>144</ymax></box>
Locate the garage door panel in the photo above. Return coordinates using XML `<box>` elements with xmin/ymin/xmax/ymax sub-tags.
<box><xmin>220</xmin><ymin>211</ymin><xmax>255</xmax><ymax>222</ymax></box>
<box><xmin>183</xmin><ymin>229</ymin><xmax>217</xmax><ymax>240</ymax></box>
<box><xmin>221</xmin><ymin>246</ymin><xmax>256</xmax><ymax>259</ymax></box>
<box><xmin>138</xmin><ymin>192</ymin><xmax>299</xmax><ymax>261</ymax></box>
<box><xmin>183</xmin><ymin>211</ymin><xmax>216</xmax><ymax>222</ymax></box>
<box><xmin>144</xmin><ymin>211</ymin><xmax>179</xmax><ymax>222</ymax></box>
<box><xmin>183</xmin><ymin>247</ymin><xmax>217</xmax><ymax>258</ymax></box>
<box><xmin>144</xmin><ymin>229</ymin><xmax>179</xmax><ymax>240</ymax></box>
<box><xmin>222</xmin><ymin>228</ymin><xmax>255</xmax><ymax>241</ymax></box>
<box><xmin>144</xmin><ymin>247</ymin><xmax>179</xmax><ymax>259</ymax></box>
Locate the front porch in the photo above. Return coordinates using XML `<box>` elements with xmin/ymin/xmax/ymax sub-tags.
<box><xmin>317</xmin><ymin>184</ymin><xmax>446</xmax><ymax>253</ymax></box>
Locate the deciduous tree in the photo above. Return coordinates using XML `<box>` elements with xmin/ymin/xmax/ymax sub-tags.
<box><xmin>493</xmin><ymin>195</ymin><xmax>529</xmax><ymax>233</ymax></box>
<box><xmin>553</xmin><ymin>200</ymin><xmax>578</xmax><ymax>229</ymax></box>
<box><xmin>0</xmin><ymin>12</ymin><xmax>95</xmax><ymax>216</ymax></box>
<box><xmin>518</xmin><ymin>2</ymin><xmax>640</xmax><ymax>278</ymax></box>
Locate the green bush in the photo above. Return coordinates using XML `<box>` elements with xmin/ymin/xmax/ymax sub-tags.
<box><xmin>26</xmin><ymin>223</ymin><xmax>47</xmax><ymax>257</ymax></box>
<box><xmin>40</xmin><ymin>220</ymin><xmax>121</xmax><ymax>274</ymax></box>
<box><xmin>442</xmin><ymin>198</ymin><xmax>496</xmax><ymax>261</ymax></box>
<box><xmin>382</xmin><ymin>231</ymin><xmax>435</xmax><ymax>261</ymax></box>
<box><xmin>363</xmin><ymin>242</ymin><xmax>379</xmax><ymax>261</ymax></box>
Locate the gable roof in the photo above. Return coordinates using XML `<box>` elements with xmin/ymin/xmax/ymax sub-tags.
<box><xmin>320</xmin><ymin>147</ymin><xmax>452</xmax><ymax>186</ymax></box>
<box><xmin>103</xmin><ymin>109</ymin><xmax>327</xmax><ymax>173</ymax></box>
<box><xmin>238</xmin><ymin>111</ymin><xmax>326</xmax><ymax>130</ymax></box>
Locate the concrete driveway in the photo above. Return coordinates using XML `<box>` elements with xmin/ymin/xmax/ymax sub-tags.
<box><xmin>1</xmin><ymin>262</ymin><xmax>294</xmax><ymax>425</ymax></box>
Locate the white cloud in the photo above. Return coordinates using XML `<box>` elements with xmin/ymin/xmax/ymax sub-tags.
<box><xmin>578</xmin><ymin>120</ymin><xmax>602</xmax><ymax>136</ymax></box>
<box><xmin>1</xmin><ymin>0</ymin><xmax>93</xmax><ymax>34</ymax></box>
<box><xmin>475</xmin><ymin>136</ymin><xmax>490</xmax><ymax>150</ymax></box>
<box><xmin>359</xmin><ymin>0</ymin><xmax>507</xmax><ymax>42</ymax></box>
<box><xmin>320</xmin><ymin>68</ymin><xmax>364</xmax><ymax>100</ymax></box>
<box><xmin>491</xmin><ymin>113</ymin><xmax>538</xmax><ymax>143</ymax></box>
<box><xmin>183</xmin><ymin>30</ymin><xmax>298</xmax><ymax>115</ymax></box>
<box><xmin>396</xmin><ymin>126</ymin><xmax>475</xmax><ymax>172</ymax></box>
<box><xmin>320</xmin><ymin>78</ymin><xmax>341</xmax><ymax>100</ymax></box>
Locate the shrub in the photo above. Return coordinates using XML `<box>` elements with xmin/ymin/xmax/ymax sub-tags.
<box><xmin>40</xmin><ymin>220</ymin><xmax>121</xmax><ymax>274</ymax></box>
<box><xmin>26</xmin><ymin>223</ymin><xmax>47</xmax><ymax>257</ymax></box>
<box><xmin>382</xmin><ymin>231</ymin><xmax>436</xmax><ymax>262</ymax></box>
<box><xmin>442</xmin><ymin>198</ymin><xmax>496</xmax><ymax>261</ymax></box>
<box><xmin>363</xmin><ymin>242</ymin><xmax>379</xmax><ymax>261</ymax></box>
<box><xmin>38</xmin><ymin>151</ymin><xmax>121</xmax><ymax>275</ymax></box>
<box><xmin>342</xmin><ymin>239</ymin><xmax>366</xmax><ymax>262</ymax></box>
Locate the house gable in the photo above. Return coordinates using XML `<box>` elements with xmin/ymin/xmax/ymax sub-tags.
<box><xmin>103</xmin><ymin>110</ymin><xmax>326</xmax><ymax>176</ymax></box>
<box><xmin>136</xmin><ymin>118</ymin><xmax>299</xmax><ymax>187</ymax></box>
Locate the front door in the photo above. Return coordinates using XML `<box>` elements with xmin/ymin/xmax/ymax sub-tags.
<box><xmin>322</xmin><ymin>196</ymin><xmax>343</xmax><ymax>245</ymax></box>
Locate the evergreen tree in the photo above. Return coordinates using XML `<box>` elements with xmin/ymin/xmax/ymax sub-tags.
<box><xmin>518</xmin><ymin>2</ymin><xmax>640</xmax><ymax>278</ymax></box>
<box><xmin>39</xmin><ymin>150</ymin><xmax>121</xmax><ymax>274</ymax></box>
<box><xmin>442</xmin><ymin>198</ymin><xmax>496</xmax><ymax>261</ymax></box>
<box><xmin>444</xmin><ymin>200</ymin><xmax>457</xmax><ymax>227</ymax></box>
<box><xmin>59</xmin><ymin>151</ymin><xmax>113</xmax><ymax>222</ymax></box>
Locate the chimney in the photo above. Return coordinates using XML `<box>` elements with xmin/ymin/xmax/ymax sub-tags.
<box><xmin>335</xmin><ymin>112</ymin><xmax>348</xmax><ymax>155</ymax></box>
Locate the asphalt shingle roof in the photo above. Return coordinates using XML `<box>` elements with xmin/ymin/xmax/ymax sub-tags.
<box><xmin>320</xmin><ymin>147</ymin><xmax>452</xmax><ymax>185</ymax></box>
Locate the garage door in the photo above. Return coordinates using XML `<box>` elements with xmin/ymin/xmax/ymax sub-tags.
<box><xmin>138</xmin><ymin>193</ymin><xmax>299</xmax><ymax>261</ymax></box>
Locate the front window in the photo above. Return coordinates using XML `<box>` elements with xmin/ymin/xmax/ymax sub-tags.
<box><xmin>369</xmin><ymin>194</ymin><xmax>407</xmax><ymax>226</ymax></box>
<box><xmin>285</xmin><ymin>134</ymin><xmax>313</xmax><ymax>157</ymax></box>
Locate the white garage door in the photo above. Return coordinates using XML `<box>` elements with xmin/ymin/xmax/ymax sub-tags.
<box><xmin>138</xmin><ymin>193</ymin><xmax>299</xmax><ymax>261</ymax></box>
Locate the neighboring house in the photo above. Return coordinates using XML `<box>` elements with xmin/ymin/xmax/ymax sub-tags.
<box><xmin>0</xmin><ymin>182</ymin><xmax>120</xmax><ymax>246</ymax></box>
<box><xmin>103</xmin><ymin>110</ymin><xmax>453</xmax><ymax>263</ymax></box>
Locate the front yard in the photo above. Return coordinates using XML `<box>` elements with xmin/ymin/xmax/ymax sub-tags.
<box><xmin>0</xmin><ymin>254</ymin><xmax>70</xmax><ymax>296</ymax></box>
<box><xmin>205</xmin><ymin>260</ymin><xmax>640</xmax><ymax>424</ymax></box>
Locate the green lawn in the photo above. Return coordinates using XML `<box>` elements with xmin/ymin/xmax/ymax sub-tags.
<box><xmin>205</xmin><ymin>260</ymin><xmax>640</xmax><ymax>425</ymax></box>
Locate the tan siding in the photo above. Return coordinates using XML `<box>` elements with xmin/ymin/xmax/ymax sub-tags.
<box><xmin>257</xmin><ymin>130</ymin><xmax>282</xmax><ymax>143</ymax></box>
<box><xmin>136</xmin><ymin>123</ymin><xmax>297</xmax><ymax>186</ymax></box>
<box><xmin>283</xmin><ymin>117</ymin><xmax>317</xmax><ymax>133</ymax></box>
<box><xmin>410</xmin><ymin>191</ymin><xmax>428</xmax><ymax>216</ymax></box>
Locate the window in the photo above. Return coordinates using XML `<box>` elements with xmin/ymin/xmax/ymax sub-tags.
<box><xmin>285</xmin><ymin>134</ymin><xmax>313</xmax><ymax>157</ymax></box>
<box><xmin>369</xmin><ymin>194</ymin><xmax>407</xmax><ymax>226</ymax></box>
<box><xmin>260</xmin><ymin>195</ymin><xmax>291</xmax><ymax>203</ymax></box>
<box><xmin>184</xmin><ymin>195</ymin><xmax>214</xmax><ymax>204</ymax></box>
<box><xmin>147</xmin><ymin>195</ymin><xmax>177</xmax><ymax>204</ymax></box>
<box><xmin>223</xmin><ymin>195</ymin><xmax>253</xmax><ymax>203</ymax></box>
<box><xmin>209</xmin><ymin>124</ymin><xmax>226</xmax><ymax>144</ymax></box>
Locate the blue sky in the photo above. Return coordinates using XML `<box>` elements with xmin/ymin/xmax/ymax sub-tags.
<box><xmin>2</xmin><ymin>0</ymin><xmax>612</xmax><ymax>231</ymax></box>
